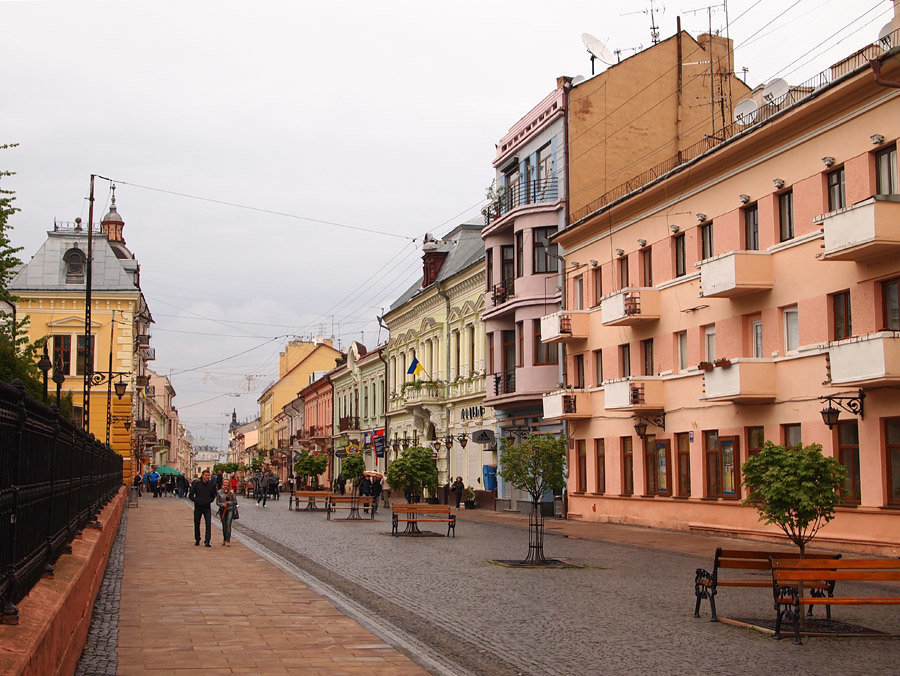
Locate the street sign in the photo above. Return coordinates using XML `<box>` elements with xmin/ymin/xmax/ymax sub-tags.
<box><xmin>335</xmin><ymin>448</ymin><xmax>348</xmax><ymax>458</ymax></box>
<box><xmin>472</xmin><ymin>429</ymin><xmax>494</xmax><ymax>444</ymax></box>
<box><xmin>347</xmin><ymin>445</ymin><xmax>360</xmax><ymax>455</ymax></box>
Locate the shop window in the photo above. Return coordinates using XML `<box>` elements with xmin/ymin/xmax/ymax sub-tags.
<box><xmin>575</xmin><ymin>440</ymin><xmax>587</xmax><ymax>493</ymax></box>
<box><xmin>676</xmin><ymin>433</ymin><xmax>691</xmax><ymax>497</ymax></box>
<box><xmin>704</xmin><ymin>431</ymin><xmax>739</xmax><ymax>499</ymax></box>
<box><xmin>747</xmin><ymin>426</ymin><xmax>765</xmax><ymax>457</ymax></box>
<box><xmin>645</xmin><ymin>436</ymin><xmax>671</xmax><ymax>496</ymax></box>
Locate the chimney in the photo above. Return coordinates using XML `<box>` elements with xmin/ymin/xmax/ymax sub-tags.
<box><xmin>421</xmin><ymin>233</ymin><xmax>448</xmax><ymax>287</ymax></box>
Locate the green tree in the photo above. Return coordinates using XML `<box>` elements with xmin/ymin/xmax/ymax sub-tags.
<box><xmin>385</xmin><ymin>446</ymin><xmax>438</xmax><ymax>503</ymax></box>
<box><xmin>293</xmin><ymin>451</ymin><xmax>328</xmax><ymax>488</ymax></box>
<box><xmin>498</xmin><ymin>433</ymin><xmax>567</xmax><ymax>564</ymax></box>
<box><xmin>741</xmin><ymin>441</ymin><xmax>846</xmax><ymax>557</ymax></box>
<box><xmin>341</xmin><ymin>453</ymin><xmax>365</xmax><ymax>495</ymax></box>
<box><xmin>249</xmin><ymin>451</ymin><xmax>266</xmax><ymax>472</ymax></box>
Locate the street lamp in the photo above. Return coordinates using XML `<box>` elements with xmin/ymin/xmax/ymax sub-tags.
<box><xmin>819</xmin><ymin>390</ymin><xmax>865</xmax><ymax>430</ymax></box>
<box><xmin>431</xmin><ymin>440</ymin><xmax>442</xmax><ymax>452</ymax></box>
<box><xmin>52</xmin><ymin>356</ymin><xmax>65</xmax><ymax>403</ymax></box>
<box><xmin>444</xmin><ymin>434</ymin><xmax>454</xmax><ymax>451</ymax></box>
<box><xmin>633</xmin><ymin>412</ymin><xmax>666</xmax><ymax>438</ymax></box>
<box><xmin>37</xmin><ymin>343</ymin><xmax>52</xmax><ymax>402</ymax></box>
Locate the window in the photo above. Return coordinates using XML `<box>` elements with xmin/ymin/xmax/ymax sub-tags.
<box><xmin>453</xmin><ymin>331</ymin><xmax>461</xmax><ymax>378</ymax></box>
<box><xmin>501</xmin><ymin>245</ymin><xmax>514</xmax><ymax>282</ymax></box>
<box><xmin>831</xmin><ymin>291</ymin><xmax>852</xmax><ymax>340</ymax></box>
<box><xmin>573</xmin><ymin>275</ymin><xmax>584</xmax><ymax>310</ymax></box>
<box><xmin>645</xmin><ymin>437</ymin><xmax>671</xmax><ymax>496</ymax></box>
<box><xmin>537</xmin><ymin>143</ymin><xmax>553</xmax><ymax>184</ymax></box>
<box><xmin>618</xmin><ymin>257</ymin><xmax>629</xmax><ymax>290</ymax></box>
<box><xmin>516</xmin><ymin>322</ymin><xmax>524</xmax><ymax>367</ymax></box>
<box><xmin>533</xmin><ymin>227</ymin><xmax>558</xmax><ymax>273</ymax></box>
<box><xmin>837</xmin><ymin>421</ymin><xmax>860</xmax><ymax>504</ymax></box>
<box><xmin>534</xmin><ymin>320</ymin><xmax>558</xmax><ymax>365</ymax></box>
<box><xmin>783</xmin><ymin>423</ymin><xmax>802</xmax><ymax>448</ymax></box>
<box><xmin>621</xmin><ymin>436</ymin><xmax>634</xmax><ymax>496</ymax></box>
<box><xmin>883</xmin><ymin>278</ymin><xmax>899</xmax><ymax>330</ymax></box>
<box><xmin>641</xmin><ymin>338</ymin><xmax>654</xmax><ymax>376</ymax></box>
<box><xmin>704</xmin><ymin>325</ymin><xmax>716</xmax><ymax>362</ymax></box>
<box><xmin>486</xmin><ymin>249</ymin><xmax>493</xmax><ymax>289</ymax></box>
<box><xmin>704</xmin><ymin>431</ymin><xmax>739</xmax><ymax>498</ymax></box>
<box><xmin>641</xmin><ymin>247</ymin><xmax>653</xmax><ymax>286</ymax></box>
<box><xmin>363</xmin><ymin>388</ymin><xmax>369</xmax><ymax>419</ymax></box>
<box><xmin>574</xmin><ymin>354</ymin><xmax>585</xmax><ymax>388</ymax></box>
<box><xmin>676</xmin><ymin>433</ymin><xmax>691</xmax><ymax>497</ymax></box>
<box><xmin>592</xmin><ymin>267</ymin><xmax>602</xmax><ymax>307</ymax></box>
<box><xmin>885</xmin><ymin>418</ymin><xmax>900</xmax><ymax>505</ymax></box>
<box><xmin>674</xmin><ymin>234</ymin><xmax>686</xmax><ymax>277</ymax></box>
<box><xmin>76</xmin><ymin>335</ymin><xmax>94</xmax><ymax>376</ymax></box>
<box><xmin>875</xmin><ymin>144</ymin><xmax>898</xmax><ymax>195</ymax></box>
<box><xmin>487</xmin><ymin>333</ymin><xmax>494</xmax><ymax>373</ymax></box>
<box><xmin>747</xmin><ymin>426</ymin><xmax>765</xmax><ymax>457</ymax></box>
<box><xmin>468</xmin><ymin>325</ymin><xmax>475</xmax><ymax>375</ymax></box>
<box><xmin>700</xmin><ymin>222</ymin><xmax>714</xmax><ymax>260</ymax></box>
<box><xmin>53</xmin><ymin>335</ymin><xmax>72</xmax><ymax>376</ymax></box>
<box><xmin>744</xmin><ymin>205</ymin><xmax>759</xmax><ymax>250</ymax></box>
<box><xmin>63</xmin><ymin>248</ymin><xmax>86</xmax><ymax>284</ymax></box>
<box><xmin>751</xmin><ymin>320</ymin><xmax>763</xmax><ymax>358</ymax></box>
<box><xmin>676</xmin><ymin>331</ymin><xmax>688</xmax><ymax>372</ymax></box>
<box><xmin>779</xmin><ymin>190</ymin><xmax>794</xmax><ymax>242</ymax></box>
<box><xmin>595</xmin><ymin>439</ymin><xmax>606</xmax><ymax>494</ymax></box>
<box><xmin>827</xmin><ymin>167</ymin><xmax>846</xmax><ymax>210</ymax></box>
<box><xmin>501</xmin><ymin>330</ymin><xmax>515</xmax><ymax>375</ymax></box>
<box><xmin>619</xmin><ymin>343</ymin><xmax>631</xmax><ymax>378</ymax></box>
<box><xmin>515</xmin><ymin>231</ymin><xmax>524</xmax><ymax>277</ymax></box>
<box><xmin>593</xmin><ymin>349</ymin><xmax>603</xmax><ymax>386</ymax></box>
<box><xmin>783</xmin><ymin>306</ymin><xmax>799</xmax><ymax>352</ymax></box>
<box><xmin>575</xmin><ymin>440</ymin><xmax>587</xmax><ymax>493</ymax></box>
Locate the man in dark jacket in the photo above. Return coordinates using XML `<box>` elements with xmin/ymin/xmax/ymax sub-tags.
<box><xmin>188</xmin><ymin>469</ymin><xmax>217</xmax><ymax>547</ymax></box>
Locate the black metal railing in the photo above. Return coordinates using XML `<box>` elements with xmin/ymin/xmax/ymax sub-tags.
<box><xmin>493</xmin><ymin>371</ymin><xmax>516</xmax><ymax>396</ymax></box>
<box><xmin>0</xmin><ymin>379</ymin><xmax>122</xmax><ymax>625</ymax></box>
<box><xmin>338</xmin><ymin>416</ymin><xmax>359</xmax><ymax>432</ymax></box>
<box><xmin>491</xmin><ymin>278</ymin><xmax>515</xmax><ymax>306</ymax></box>
<box><xmin>483</xmin><ymin>177</ymin><xmax>559</xmax><ymax>225</ymax></box>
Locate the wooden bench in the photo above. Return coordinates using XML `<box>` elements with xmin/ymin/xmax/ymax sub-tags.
<box><xmin>391</xmin><ymin>504</ymin><xmax>456</xmax><ymax>537</ymax></box>
<box><xmin>771</xmin><ymin>557</ymin><xmax>900</xmax><ymax>644</ymax></box>
<box><xmin>290</xmin><ymin>491</ymin><xmax>332</xmax><ymax>512</ymax></box>
<box><xmin>694</xmin><ymin>547</ymin><xmax>840</xmax><ymax>621</ymax></box>
<box><xmin>326</xmin><ymin>495</ymin><xmax>375</xmax><ymax>520</ymax></box>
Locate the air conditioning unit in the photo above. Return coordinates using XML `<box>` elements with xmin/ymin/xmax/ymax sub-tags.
<box><xmin>142</xmin><ymin>347</ymin><xmax>156</xmax><ymax>361</ymax></box>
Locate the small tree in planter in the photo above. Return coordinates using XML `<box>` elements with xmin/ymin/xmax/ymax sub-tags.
<box><xmin>294</xmin><ymin>451</ymin><xmax>328</xmax><ymax>489</ymax></box>
<box><xmin>498</xmin><ymin>433</ymin><xmax>567</xmax><ymax>565</ymax></box>
<box><xmin>463</xmin><ymin>485</ymin><xmax>476</xmax><ymax>509</ymax></box>
<box><xmin>341</xmin><ymin>454</ymin><xmax>366</xmax><ymax>496</ymax></box>
<box><xmin>741</xmin><ymin>441</ymin><xmax>846</xmax><ymax>557</ymax></box>
<box><xmin>385</xmin><ymin>446</ymin><xmax>438</xmax><ymax>504</ymax></box>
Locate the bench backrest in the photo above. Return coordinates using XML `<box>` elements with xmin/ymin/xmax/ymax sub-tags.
<box><xmin>329</xmin><ymin>495</ymin><xmax>372</xmax><ymax>502</ymax></box>
<box><xmin>293</xmin><ymin>491</ymin><xmax>332</xmax><ymax>496</ymax></box>
<box><xmin>392</xmin><ymin>504</ymin><xmax>452</xmax><ymax>515</ymax></box>
<box><xmin>772</xmin><ymin>558</ymin><xmax>900</xmax><ymax>583</ymax></box>
<box><xmin>715</xmin><ymin>548</ymin><xmax>838</xmax><ymax>571</ymax></box>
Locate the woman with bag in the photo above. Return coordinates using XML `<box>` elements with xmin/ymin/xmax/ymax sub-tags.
<box><xmin>216</xmin><ymin>484</ymin><xmax>239</xmax><ymax>547</ymax></box>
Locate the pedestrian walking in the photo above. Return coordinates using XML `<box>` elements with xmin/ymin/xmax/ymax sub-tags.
<box><xmin>358</xmin><ymin>474</ymin><xmax>372</xmax><ymax>513</ymax></box>
<box><xmin>451</xmin><ymin>476</ymin><xmax>464</xmax><ymax>509</ymax></box>
<box><xmin>270</xmin><ymin>473</ymin><xmax>280</xmax><ymax>500</ymax></box>
<box><xmin>230</xmin><ymin>474</ymin><xmax>238</xmax><ymax>493</ymax></box>
<box><xmin>177</xmin><ymin>472</ymin><xmax>188</xmax><ymax>498</ymax></box>
<box><xmin>335</xmin><ymin>473</ymin><xmax>346</xmax><ymax>495</ymax></box>
<box><xmin>132</xmin><ymin>472</ymin><xmax>143</xmax><ymax>497</ymax></box>
<box><xmin>215</xmin><ymin>469</ymin><xmax>225</xmax><ymax>491</ymax></box>
<box><xmin>216</xmin><ymin>484</ymin><xmax>239</xmax><ymax>546</ymax></box>
<box><xmin>188</xmin><ymin>469</ymin><xmax>218</xmax><ymax>547</ymax></box>
<box><xmin>257</xmin><ymin>471</ymin><xmax>270</xmax><ymax>507</ymax></box>
<box><xmin>148</xmin><ymin>468</ymin><xmax>160</xmax><ymax>498</ymax></box>
<box><xmin>370</xmin><ymin>475</ymin><xmax>382</xmax><ymax>514</ymax></box>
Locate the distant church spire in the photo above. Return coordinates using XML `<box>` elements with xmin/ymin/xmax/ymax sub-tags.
<box><xmin>100</xmin><ymin>184</ymin><xmax>126</xmax><ymax>243</ymax></box>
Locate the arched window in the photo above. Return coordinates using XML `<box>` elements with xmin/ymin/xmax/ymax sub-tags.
<box><xmin>63</xmin><ymin>248</ymin><xmax>87</xmax><ymax>284</ymax></box>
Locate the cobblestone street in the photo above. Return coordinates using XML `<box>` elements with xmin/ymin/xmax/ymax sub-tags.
<box><xmin>75</xmin><ymin>496</ymin><xmax>900</xmax><ymax>675</ymax></box>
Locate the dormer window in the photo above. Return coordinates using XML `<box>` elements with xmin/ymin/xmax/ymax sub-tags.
<box><xmin>63</xmin><ymin>248</ymin><xmax>86</xmax><ymax>284</ymax></box>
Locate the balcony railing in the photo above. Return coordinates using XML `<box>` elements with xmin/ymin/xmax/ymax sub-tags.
<box><xmin>699</xmin><ymin>251</ymin><xmax>773</xmax><ymax>298</ymax></box>
<box><xmin>491</xmin><ymin>278</ymin><xmax>515</xmax><ymax>306</ymax></box>
<box><xmin>483</xmin><ymin>177</ymin><xmax>559</xmax><ymax>225</ymax></box>
<box><xmin>829</xmin><ymin>333</ymin><xmax>900</xmax><ymax>385</ymax></box>
<box><xmin>601</xmin><ymin>288</ymin><xmax>660</xmax><ymax>326</ymax></box>
<box><xmin>541</xmin><ymin>310</ymin><xmax>589</xmax><ymax>343</ymax></box>
<box><xmin>492</xmin><ymin>371</ymin><xmax>516</xmax><ymax>396</ymax></box>
<box><xmin>818</xmin><ymin>197</ymin><xmax>900</xmax><ymax>262</ymax></box>
<box><xmin>604</xmin><ymin>378</ymin><xmax>664</xmax><ymax>410</ymax></box>
<box><xmin>338</xmin><ymin>416</ymin><xmax>359</xmax><ymax>432</ymax></box>
<box><xmin>542</xmin><ymin>389</ymin><xmax>591</xmax><ymax>419</ymax></box>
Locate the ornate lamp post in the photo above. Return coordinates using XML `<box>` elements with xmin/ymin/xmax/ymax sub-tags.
<box><xmin>37</xmin><ymin>343</ymin><xmax>52</xmax><ymax>402</ymax></box>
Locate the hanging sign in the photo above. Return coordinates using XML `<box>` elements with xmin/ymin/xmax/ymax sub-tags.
<box><xmin>472</xmin><ymin>429</ymin><xmax>495</xmax><ymax>444</ymax></box>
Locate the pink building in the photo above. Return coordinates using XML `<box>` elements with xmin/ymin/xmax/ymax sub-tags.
<box><xmin>298</xmin><ymin>373</ymin><xmax>333</xmax><ymax>485</ymax></box>
<box><xmin>544</xmin><ymin>22</ymin><xmax>900</xmax><ymax>556</ymax></box>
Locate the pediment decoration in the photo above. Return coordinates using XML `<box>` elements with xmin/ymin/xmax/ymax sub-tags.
<box><xmin>47</xmin><ymin>315</ymin><xmax>101</xmax><ymax>330</ymax></box>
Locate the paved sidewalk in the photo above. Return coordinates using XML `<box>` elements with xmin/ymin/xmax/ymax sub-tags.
<box><xmin>116</xmin><ymin>498</ymin><xmax>427</xmax><ymax>676</ymax></box>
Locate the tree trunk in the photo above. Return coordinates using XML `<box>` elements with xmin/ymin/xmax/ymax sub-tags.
<box><xmin>523</xmin><ymin>500</ymin><xmax>547</xmax><ymax>565</ymax></box>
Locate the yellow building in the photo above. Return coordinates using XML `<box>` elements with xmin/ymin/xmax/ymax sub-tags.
<box><xmin>257</xmin><ymin>338</ymin><xmax>341</xmax><ymax>466</ymax></box>
<box><xmin>384</xmin><ymin>222</ymin><xmax>496</xmax><ymax>491</ymax></box>
<box><xmin>9</xmin><ymin>194</ymin><xmax>153</xmax><ymax>479</ymax></box>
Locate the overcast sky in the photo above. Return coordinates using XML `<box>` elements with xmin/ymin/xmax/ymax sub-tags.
<box><xmin>2</xmin><ymin>0</ymin><xmax>891</xmax><ymax>449</ymax></box>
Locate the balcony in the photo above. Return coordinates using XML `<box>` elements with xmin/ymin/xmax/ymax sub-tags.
<box><xmin>703</xmin><ymin>360</ymin><xmax>776</xmax><ymax>402</ymax></box>
<box><xmin>541</xmin><ymin>311</ymin><xmax>589</xmax><ymax>343</ymax></box>
<box><xmin>600</xmin><ymin>288</ymin><xmax>660</xmax><ymax>326</ymax></box>
<box><xmin>134</xmin><ymin>374</ymin><xmax>150</xmax><ymax>388</ymax></box>
<box><xmin>492</xmin><ymin>371</ymin><xmax>516</xmax><ymax>396</ymax></box>
<box><xmin>829</xmin><ymin>333</ymin><xmax>900</xmax><ymax>385</ymax></box>
<box><xmin>491</xmin><ymin>278</ymin><xmax>515</xmax><ymax>306</ymax></box>
<box><xmin>699</xmin><ymin>251</ymin><xmax>773</xmax><ymax>298</ymax></box>
<box><xmin>819</xmin><ymin>197</ymin><xmax>900</xmax><ymax>261</ymax></box>
<box><xmin>542</xmin><ymin>389</ymin><xmax>591</xmax><ymax>420</ymax></box>
<box><xmin>603</xmin><ymin>378</ymin><xmax>664</xmax><ymax>411</ymax></box>
<box><xmin>483</xmin><ymin>177</ymin><xmax>560</xmax><ymax>225</ymax></box>
<box><xmin>402</xmin><ymin>382</ymin><xmax>444</xmax><ymax>407</ymax></box>
<box><xmin>338</xmin><ymin>416</ymin><xmax>359</xmax><ymax>432</ymax></box>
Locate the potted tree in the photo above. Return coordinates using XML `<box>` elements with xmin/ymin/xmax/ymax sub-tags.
<box><xmin>463</xmin><ymin>485</ymin><xmax>477</xmax><ymax>509</ymax></box>
<box><xmin>385</xmin><ymin>446</ymin><xmax>438</xmax><ymax>504</ymax></box>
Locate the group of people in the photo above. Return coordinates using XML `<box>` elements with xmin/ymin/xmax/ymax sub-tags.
<box><xmin>334</xmin><ymin>472</ymin><xmax>383</xmax><ymax>514</ymax></box>
<box><xmin>252</xmin><ymin>470</ymin><xmax>279</xmax><ymax>507</ymax></box>
<box><xmin>188</xmin><ymin>469</ymin><xmax>240</xmax><ymax>547</ymax></box>
<box><xmin>132</xmin><ymin>469</ymin><xmax>189</xmax><ymax>498</ymax></box>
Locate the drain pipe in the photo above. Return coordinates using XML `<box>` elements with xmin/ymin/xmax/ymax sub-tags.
<box><xmin>870</xmin><ymin>59</ymin><xmax>900</xmax><ymax>89</ymax></box>
<box><xmin>436</xmin><ymin>280</ymin><xmax>452</xmax><ymax>488</ymax></box>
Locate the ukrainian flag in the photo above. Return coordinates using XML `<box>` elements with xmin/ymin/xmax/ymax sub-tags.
<box><xmin>407</xmin><ymin>357</ymin><xmax>425</xmax><ymax>376</ymax></box>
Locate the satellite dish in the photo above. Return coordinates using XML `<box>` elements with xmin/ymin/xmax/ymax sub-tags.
<box><xmin>733</xmin><ymin>99</ymin><xmax>759</xmax><ymax>126</ymax></box>
<box><xmin>571</xmin><ymin>74</ymin><xmax>586</xmax><ymax>85</ymax></box>
<box><xmin>878</xmin><ymin>22</ymin><xmax>893</xmax><ymax>50</ymax></box>
<box><xmin>581</xmin><ymin>33</ymin><xmax>616</xmax><ymax>65</ymax></box>
<box><xmin>763</xmin><ymin>78</ymin><xmax>789</xmax><ymax>106</ymax></box>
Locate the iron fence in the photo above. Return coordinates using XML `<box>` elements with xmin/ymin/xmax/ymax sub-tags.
<box><xmin>0</xmin><ymin>379</ymin><xmax>122</xmax><ymax>625</ymax></box>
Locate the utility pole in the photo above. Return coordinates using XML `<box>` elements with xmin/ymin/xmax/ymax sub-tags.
<box><xmin>82</xmin><ymin>175</ymin><xmax>95</xmax><ymax>431</ymax></box>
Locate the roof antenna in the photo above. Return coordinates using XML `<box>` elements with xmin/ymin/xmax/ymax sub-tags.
<box><xmin>622</xmin><ymin>0</ymin><xmax>664</xmax><ymax>45</ymax></box>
